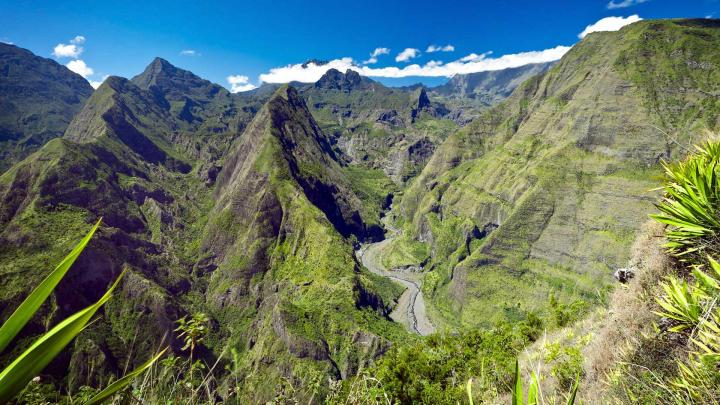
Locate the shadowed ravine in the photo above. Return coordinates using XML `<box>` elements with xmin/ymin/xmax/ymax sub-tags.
<box><xmin>356</xmin><ymin>220</ymin><xmax>436</xmax><ymax>336</ymax></box>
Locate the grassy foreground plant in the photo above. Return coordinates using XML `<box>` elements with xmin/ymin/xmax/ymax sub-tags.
<box><xmin>466</xmin><ymin>359</ymin><xmax>578</xmax><ymax>405</ymax></box>
<box><xmin>652</xmin><ymin>141</ymin><xmax>720</xmax><ymax>260</ymax></box>
<box><xmin>0</xmin><ymin>219</ymin><xmax>165</xmax><ymax>403</ymax></box>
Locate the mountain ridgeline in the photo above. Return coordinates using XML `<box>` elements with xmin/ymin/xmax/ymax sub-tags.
<box><xmin>1</xmin><ymin>18</ymin><xmax>720</xmax><ymax>403</ymax></box>
<box><xmin>430</xmin><ymin>61</ymin><xmax>555</xmax><ymax>105</ymax></box>
<box><xmin>0</xmin><ymin>43</ymin><xmax>94</xmax><ymax>173</ymax></box>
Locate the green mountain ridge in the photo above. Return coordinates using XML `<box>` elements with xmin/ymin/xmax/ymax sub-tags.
<box><xmin>199</xmin><ymin>86</ymin><xmax>406</xmax><ymax>399</ymax></box>
<box><xmin>301</xmin><ymin>69</ymin><xmax>457</xmax><ymax>184</ymax></box>
<box><xmin>0</xmin><ymin>43</ymin><xmax>94</xmax><ymax>173</ymax></box>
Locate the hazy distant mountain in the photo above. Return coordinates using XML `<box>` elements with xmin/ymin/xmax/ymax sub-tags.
<box><xmin>430</xmin><ymin>61</ymin><xmax>555</xmax><ymax>105</ymax></box>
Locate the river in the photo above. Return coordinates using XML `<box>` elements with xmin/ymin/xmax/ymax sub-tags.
<box><xmin>356</xmin><ymin>220</ymin><xmax>436</xmax><ymax>336</ymax></box>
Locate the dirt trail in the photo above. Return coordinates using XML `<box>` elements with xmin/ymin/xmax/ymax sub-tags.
<box><xmin>356</xmin><ymin>223</ymin><xmax>435</xmax><ymax>336</ymax></box>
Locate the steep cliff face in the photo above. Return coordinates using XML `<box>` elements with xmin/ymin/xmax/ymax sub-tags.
<box><xmin>393</xmin><ymin>19</ymin><xmax>720</xmax><ymax>329</ymax></box>
<box><xmin>0</xmin><ymin>43</ymin><xmax>94</xmax><ymax>173</ymax></box>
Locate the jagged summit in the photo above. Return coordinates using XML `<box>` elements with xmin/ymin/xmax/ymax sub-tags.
<box><xmin>314</xmin><ymin>68</ymin><xmax>376</xmax><ymax>91</ymax></box>
<box><xmin>416</xmin><ymin>87</ymin><xmax>431</xmax><ymax>110</ymax></box>
<box><xmin>214</xmin><ymin>85</ymin><xmax>367</xmax><ymax>239</ymax></box>
<box><xmin>132</xmin><ymin>57</ymin><xmax>196</xmax><ymax>85</ymax></box>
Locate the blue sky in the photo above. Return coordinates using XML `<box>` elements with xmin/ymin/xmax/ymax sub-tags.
<box><xmin>0</xmin><ymin>0</ymin><xmax>717</xmax><ymax>89</ymax></box>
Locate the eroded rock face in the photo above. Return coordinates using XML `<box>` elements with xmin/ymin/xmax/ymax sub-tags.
<box><xmin>376</xmin><ymin>109</ymin><xmax>403</xmax><ymax>127</ymax></box>
<box><xmin>302</xmin><ymin>69</ymin><xmax>456</xmax><ymax>185</ymax></box>
<box><xmin>412</xmin><ymin>88</ymin><xmax>450</xmax><ymax>122</ymax></box>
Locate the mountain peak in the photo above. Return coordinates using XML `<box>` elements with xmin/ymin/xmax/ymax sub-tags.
<box><xmin>314</xmin><ymin>68</ymin><xmax>375</xmax><ymax>91</ymax></box>
<box><xmin>131</xmin><ymin>56</ymin><xmax>227</xmax><ymax>103</ymax></box>
<box><xmin>146</xmin><ymin>57</ymin><xmax>177</xmax><ymax>75</ymax></box>
<box><xmin>132</xmin><ymin>57</ymin><xmax>189</xmax><ymax>87</ymax></box>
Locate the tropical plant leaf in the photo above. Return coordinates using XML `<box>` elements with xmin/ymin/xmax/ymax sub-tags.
<box><xmin>527</xmin><ymin>371</ymin><xmax>539</xmax><ymax>405</ymax></box>
<box><xmin>0</xmin><ymin>270</ymin><xmax>124</xmax><ymax>403</ymax></box>
<box><xmin>566</xmin><ymin>376</ymin><xmax>579</xmax><ymax>405</ymax></box>
<box><xmin>512</xmin><ymin>358</ymin><xmax>522</xmax><ymax>405</ymax></box>
<box><xmin>0</xmin><ymin>218</ymin><xmax>102</xmax><ymax>354</ymax></box>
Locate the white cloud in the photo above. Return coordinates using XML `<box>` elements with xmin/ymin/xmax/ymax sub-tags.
<box><xmin>258</xmin><ymin>45</ymin><xmax>570</xmax><ymax>83</ymax></box>
<box><xmin>260</xmin><ymin>58</ymin><xmax>355</xmax><ymax>83</ymax></box>
<box><xmin>227</xmin><ymin>74</ymin><xmax>257</xmax><ymax>93</ymax></box>
<box><xmin>0</xmin><ymin>38</ymin><xmax>13</xmax><ymax>45</ymax></box>
<box><xmin>579</xmin><ymin>15</ymin><xmax>642</xmax><ymax>38</ymax></box>
<box><xmin>426</xmin><ymin>44</ymin><xmax>455</xmax><ymax>53</ymax></box>
<box><xmin>363</xmin><ymin>47</ymin><xmax>390</xmax><ymax>64</ymax></box>
<box><xmin>66</xmin><ymin>59</ymin><xmax>94</xmax><ymax>78</ymax></box>
<box><xmin>89</xmin><ymin>75</ymin><xmax>109</xmax><ymax>89</ymax></box>
<box><xmin>53</xmin><ymin>43</ymin><xmax>83</xmax><ymax>58</ymax></box>
<box><xmin>371</xmin><ymin>47</ymin><xmax>390</xmax><ymax>57</ymax></box>
<box><xmin>395</xmin><ymin>48</ymin><xmax>420</xmax><ymax>62</ymax></box>
<box><xmin>180</xmin><ymin>49</ymin><xmax>199</xmax><ymax>56</ymax></box>
<box><xmin>459</xmin><ymin>51</ymin><xmax>493</xmax><ymax>62</ymax></box>
<box><xmin>607</xmin><ymin>0</ymin><xmax>649</xmax><ymax>9</ymax></box>
<box><xmin>52</xmin><ymin>35</ymin><xmax>86</xmax><ymax>58</ymax></box>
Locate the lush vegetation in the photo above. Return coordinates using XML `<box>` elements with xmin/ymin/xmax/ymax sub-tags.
<box><xmin>325</xmin><ymin>295</ymin><xmax>589</xmax><ymax>404</ymax></box>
